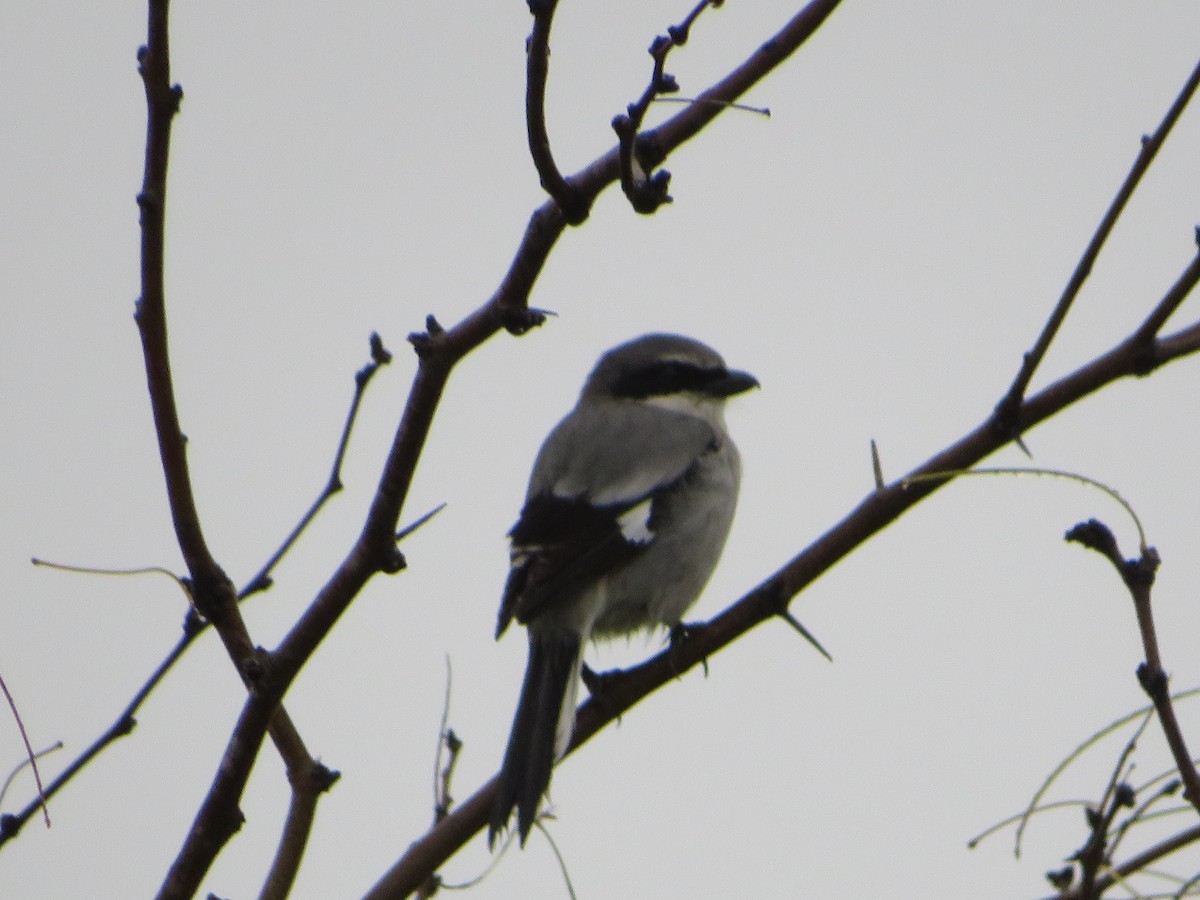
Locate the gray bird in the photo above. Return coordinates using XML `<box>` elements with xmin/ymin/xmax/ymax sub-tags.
<box><xmin>489</xmin><ymin>333</ymin><xmax>758</xmax><ymax>846</ymax></box>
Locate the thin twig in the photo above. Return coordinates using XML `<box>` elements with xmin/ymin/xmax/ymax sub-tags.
<box><xmin>1010</xmin><ymin>704</ymin><xmax>1157</xmax><ymax>859</ymax></box>
<box><xmin>1066</xmin><ymin>521</ymin><xmax>1200</xmax><ymax>819</ymax></box>
<box><xmin>1108</xmin><ymin>778</ymin><xmax>1182</xmax><ymax>861</ymax></box>
<box><xmin>0</xmin><ymin>613</ymin><xmax>201</xmax><ymax>849</ymax></box>
<box><xmin>1074</xmin><ymin>722</ymin><xmax>1142</xmax><ymax>897</ymax></box>
<box><xmin>241</xmin><ymin>333</ymin><xmax>394</xmax><ymax>599</ymax></box>
<box><xmin>416</xmin><ymin>659</ymin><xmax>460</xmax><ymax>899</ymax></box>
<box><xmin>612</xmin><ymin>0</ymin><xmax>726</xmax><ymax>213</ymax></box>
<box><xmin>1043</xmin><ymin>822</ymin><xmax>1200</xmax><ymax>900</ymax></box>
<box><xmin>0</xmin><ymin>675</ymin><xmax>50</xmax><ymax>828</ymax></box>
<box><xmin>0</xmin><ymin>742</ymin><xmax>61</xmax><ymax>811</ymax></box>
<box><xmin>524</xmin><ymin>0</ymin><xmax>589</xmax><ymax>224</ymax></box>
<box><xmin>904</xmin><ymin>466</ymin><xmax>1149</xmax><ymax>553</ymax></box>
<box><xmin>994</xmin><ymin>52</ymin><xmax>1200</xmax><ymax>436</ymax></box>
<box><xmin>5</xmin><ymin>336</ymin><xmax>389</xmax><ymax>854</ymax></box>
<box><xmin>652</xmin><ymin>95</ymin><xmax>771</xmax><ymax>117</ymax></box>
<box><xmin>1132</xmin><ymin>250</ymin><xmax>1200</xmax><ymax>351</ymax></box>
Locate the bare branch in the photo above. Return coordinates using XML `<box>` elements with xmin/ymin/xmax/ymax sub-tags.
<box><xmin>994</xmin><ymin>52</ymin><xmax>1200</xmax><ymax>436</ymax></box>
<box><xmin>611</xmin><ymin>0</ymin><xmax>734</xmax><ymax>213</ymax></box>
<box><xmin>134</xmin><ymin>0</ymin><xmax>237</xmax><ymax>625</ymax></box>
<box><xmin>361</xmin><ymin>259</ymin><xmax>1200</xmax><ymax>896</ymax></box>
<box><xmin>0</xmin><ymin>611</ymin><xmax>202</xmax><ymax>850</ymax></box>
<box><xmin>241</xmin><ymin>333</ymin><xmax>394</xmax><ymax>599</ymax></box>
<box><xmin>1065</xmin><ymin>521</ymin><xmax>1200</xmax><ymax>820</ymax></box>
<box><xmin>524</xmin><ymin>0</ymin><xmax>590</xmax><ymax>224</ymax></box>
<box><xmin>1131</xmin><ymin>250</ymin><xmax>1200</xmax><ymax>351</ymax></box>
<box><xmin>0</xmin><ymin>674</ymin><xmax>50</xmax><ymax>829</ymax></box>
<box><xmin>6</xmin><ymin>330</ymin><xmax>388</xmax><ymax>858</ymax></box>
<box><xmin>133</xmin><ymin>2</ymin><xmax>331</xmax><ymax>894</ymax></box>
<box><xmin>1044</xmin><ymin>822</ymin><xmax>1200</xmax><ymax>900</ymax></box>
<box><xmin>257</xmin><ymin>761</ymin><xmax>340</xmax><ymax>900</ymax></box>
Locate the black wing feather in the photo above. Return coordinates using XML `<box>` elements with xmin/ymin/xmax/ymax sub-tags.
<box><xmin>495</xmin><ymin>493</ymin><xmax>649</xmax><ymax>638</ymax></box>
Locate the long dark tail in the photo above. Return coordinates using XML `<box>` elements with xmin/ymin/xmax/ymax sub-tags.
<box><xmin>489</xmin><ymin>630</ymin><xmax>581</xmax><ymax>847</ymax></box>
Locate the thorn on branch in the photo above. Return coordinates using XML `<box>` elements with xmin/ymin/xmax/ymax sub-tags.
<box><xmin>396</xmin><ymin>502</ymin><xmax>447</xmax><ymax>543</ymax></box>
<box><xmin>869</xmin><ymin>439</ymin><xmax>884</xmax><ymax>490</ymax></box>
<box><xmin>764</xmin><ymin>579</ymin><xmax>832</xmax><ymax>661</ymax></box>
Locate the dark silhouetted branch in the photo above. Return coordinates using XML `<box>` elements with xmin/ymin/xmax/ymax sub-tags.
<box><xmin>994</xmin><ymin>52</ymin><xmax>1200</xmax><ymax>437</ymax></box>
<box><xmin>241</xmin><ymin>333</ymin><xmax>394</xmax><ymax>599</ymax></box>
<box><xmin>0</xmin><ymin>673</ymin><xmax>49</xmax><ymax>830</ymax></box>
<box><xmin>363</xmin><ymin>252</ymin><xmax>1200</xmax><ymax>897</ymax></box>
<box><xmin>164</xmin><ymin>2</ymin><xmax>847</xmax><ymax>895</ymax></box>
<box><xmin>1066</xmin><ymin>520</ymin><xmax>1200</xmax><ymax>820</ymax></box>
<box><xmin>524</xmin><ymin>0</ymin><xmax>590</xmax><ymax>224</ymax></box>
<box><xmin>611</xmin><ymin>0</ymin><xmax>724</xmax><ymax>213</ymax></box>
<box><xmin>258</xmin><ymin>761</ymin><xmax>341</xmax><ymax>900</ymax></box>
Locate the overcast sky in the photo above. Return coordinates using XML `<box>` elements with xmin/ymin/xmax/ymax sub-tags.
<box><xmin>4</xmin><ymin>3</ymin><xmax>1200</xmax><ymax>898</ymax></box>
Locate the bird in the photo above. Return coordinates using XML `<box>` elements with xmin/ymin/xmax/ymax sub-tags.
<box><xmin>489</xmin><ymin>332</ymin><xmax>758</xmax><ymax>847</ymax></box>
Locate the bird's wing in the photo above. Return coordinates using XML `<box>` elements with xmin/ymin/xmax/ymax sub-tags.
<box><xmin>495</xmin><ymin>401</ymin><xmax>717</xmax><ymax>637</ymax></box>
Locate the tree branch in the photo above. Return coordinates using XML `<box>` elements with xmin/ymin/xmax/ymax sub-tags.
<box><xmin>241</xmin><ymin>333</ymin><xmax>393</xmax><ymax>599</ymax></box>
<box><xmin>993</xmin><ymin>51</ymin><xmax>1200</xmax><ymax>436</ymax></box>
<box><xmin>134</xmin><ymin>0</ymin><xmax>236</xmax><ymax>626</ymax></box>
<box><xmin>258</xmin><ymin>761</ymin><xmax>341</xmax><ymax>900</ymax></box>
<box><xmin>524</xmin><ymin>0</ymin><xmax>590</xmax><ymax>224</ymax></box>
<box><xmin>155</xmin><ymin>1</ymin><xmax>847</xmax><ymax>893</ymax></box>
<box><xmin>362</xmin><ymin>256</ymin><xmax>1200</xmax><ymax>897</ymax></box>
<box><xmin>1065</xmin><ymin>520</ymin><xmax>1200</xmax><ymax>819</ymax></box>
<box><xmin>3</xmin><ymin>331</ymin><xmax>388</xmax><ymax>859</ymax></box>
<box><xmin>0</xmin><ymin>612</ymin><xmax>199</xmax><ymax>849</ymax></box>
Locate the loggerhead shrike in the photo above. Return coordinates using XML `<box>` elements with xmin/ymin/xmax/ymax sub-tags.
<box><xmin>489</xmin><ymin>333</ymin><xmax>758</xmax><ymax>846</ymax></box>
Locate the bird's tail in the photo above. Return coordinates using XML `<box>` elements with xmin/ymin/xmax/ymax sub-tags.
<box><xmin>489</xmin><ymin>629</ymin><xmax>582</xmax><ymax>847</ymax></box>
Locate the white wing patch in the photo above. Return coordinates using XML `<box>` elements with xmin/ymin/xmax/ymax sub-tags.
<box><xmin>616</xmin><ymin>499</ymin><xmax>655</xmax><ymax>545</ymax></box>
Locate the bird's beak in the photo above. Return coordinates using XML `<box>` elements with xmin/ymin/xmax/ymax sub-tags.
<box><xmin>709</xmin><ymin>368</ymin><xmax>759</xmax><ymax>397</ymax></box>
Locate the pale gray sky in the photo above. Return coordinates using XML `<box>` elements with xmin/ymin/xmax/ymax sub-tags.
<box><xmin>3</xmin><ymin>3</ymin><xmax>1200</xmax><ymax>898</ymax></box>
